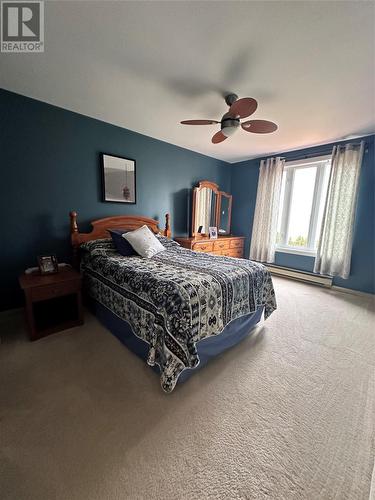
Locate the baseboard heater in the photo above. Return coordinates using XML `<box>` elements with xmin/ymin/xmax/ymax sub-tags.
<box><xmin>266</xmin><ymin>264</ymin><xmax>333</xmax><ymax>287</ymax></box>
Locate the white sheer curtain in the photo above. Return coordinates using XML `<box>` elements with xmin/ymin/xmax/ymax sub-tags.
<box><xmin>314</xmin><ymin>141</ymin><xmax>364</xmax><ymax>278</ymax></box>
<box><xmin>250</xmin><ymin>157</ymin><xmax>285</xmax><ymax>263</ymax></box>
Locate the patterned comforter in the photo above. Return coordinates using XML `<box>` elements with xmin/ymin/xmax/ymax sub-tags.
<box><xmin>81</xmin><ymin>236</ymin><xmax>276</xmax><ymax>392</ymax></box>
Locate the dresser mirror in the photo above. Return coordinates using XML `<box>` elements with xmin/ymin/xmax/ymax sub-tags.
<box><xmin>191</xmin><ymin>181</ymin><xmax>232</xmax><ymax>237</ymax></box>
<box><xmin>218</xmin><ymin>191</ymin><xmax>232</xmax><ymax>235</ymax></box>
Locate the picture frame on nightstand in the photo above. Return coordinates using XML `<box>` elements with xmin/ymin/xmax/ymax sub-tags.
<box><xmin>38</xmin><ymin>254</ymin><xmax>58</xmax><ymax>275</ymax></box>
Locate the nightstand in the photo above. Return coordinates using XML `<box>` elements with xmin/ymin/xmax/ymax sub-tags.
<box><xmin>19</xmin><ymin>267</ymin><xmax>83</xmax><ymax>341</ymax></box>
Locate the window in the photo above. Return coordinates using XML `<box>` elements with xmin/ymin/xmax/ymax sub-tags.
<box><xmin>276</xmin><ymin>155</ymin><xmax>331</xmax><ymax>256</ymax></box>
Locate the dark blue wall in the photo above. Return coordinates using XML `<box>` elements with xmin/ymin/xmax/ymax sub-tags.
<box><xmin>231</xmin><ymin>135</ymin><xmax>375</xmax><ymax>294</ymax></box>
<box><xmin>0</xmin><ymin>89</ymin><xmax>231</xmax><ymax>310</ymax></box>
<box><xmin>1</xmin><ymin>88</ymin><xmax>373</xmax><ymax>311</ymax></box>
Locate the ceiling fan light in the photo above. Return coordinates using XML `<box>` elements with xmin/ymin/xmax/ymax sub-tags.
<box><xmin>221</xmin><ymin>126</ymin><xmax>237</xmax><ymax>137</ymax></box>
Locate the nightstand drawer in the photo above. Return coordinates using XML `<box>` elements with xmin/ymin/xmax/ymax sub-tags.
<box><xmin>213</xmin><ymin>240</ymin><xmax>230</xmax><ymax>251</ymax></box>
<box><xmin>31</xmin><ymin>279</ymin><xmax>81</xmax><ymax>302</ymax></box>
<box><xmin>230</xmin><ymin>239</ymin><xmax>244</xmax><ymax>249</ymax></box>
<box><xmin>193</xmin><ymin>241</ymin><xmax>213</xmax><ymax>252</ymax></box>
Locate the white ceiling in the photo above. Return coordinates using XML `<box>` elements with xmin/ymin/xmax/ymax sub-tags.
<box><xmin>1</xmin><ymin>1</ymin><xmax>374</xmax><ymax>163</ymax></box>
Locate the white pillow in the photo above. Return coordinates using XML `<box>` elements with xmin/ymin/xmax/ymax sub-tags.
<box><xmin>123</xmin><ymin>225</ymin><xmax>166</xmax><ymax>258</ymax></box>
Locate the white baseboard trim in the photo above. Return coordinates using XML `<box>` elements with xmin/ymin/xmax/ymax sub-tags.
<box><xmin>267</xmin><ymin>264</ymin><xmax>374</xmax><ymax>299</ymax></box>
<box><xmin>331</xmin><ymin>285</ymin><xmax>375</xmax><ymax>299</ymax></box>
<box><xmin>266</xmin><ymin>264</ymin><xmax>332</xmax><ymax>287</ymax></box>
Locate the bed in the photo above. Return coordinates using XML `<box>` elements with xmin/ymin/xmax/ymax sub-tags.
<box><xmin>70</xmin><ymin>212</ymin><xmax>277</xmax><ymax>392</ymax></box>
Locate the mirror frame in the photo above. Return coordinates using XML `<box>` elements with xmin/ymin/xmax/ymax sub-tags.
<box><xmin>217</xmin><ymin>191</ymin><xmax>233</xmax><ymax>236</ymax></box>
<box><xmin>191</xmin><ymin>181</ymin><xmax>220</xmax><ymax>237</ymax></box>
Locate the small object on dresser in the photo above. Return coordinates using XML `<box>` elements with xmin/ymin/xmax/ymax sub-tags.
<box><xmin>209</xmin><ymin>227</ymin><xmax>218</xmax><ymax>239</ymax></box>
<box><xmin>19</xmin><ymin>267</ymin><xmax>83</xmax><ymax>341</ymax></box>
<box><xmin>38</xmin><ymin>254</ymin><xmax>58</xmax><ymax>275</ymax></box>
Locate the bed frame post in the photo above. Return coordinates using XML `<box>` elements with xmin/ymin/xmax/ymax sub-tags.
<box><xmin>69</xmin><ymin>211</ymin><xmax>80</xmax><ymax>269</ymax></box>
<box><xmin>164</xmin><ymin>213</ymin><xmax>171</xmax><ymax>238</ymax></box>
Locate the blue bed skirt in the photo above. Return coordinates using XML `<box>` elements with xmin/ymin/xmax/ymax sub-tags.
<box><xmin>91</xmin><ymin>299</ymin><xmax>263</xmax><ymax>384</ymax></box>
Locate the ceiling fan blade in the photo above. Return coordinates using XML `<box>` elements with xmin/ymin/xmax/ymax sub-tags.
<box><xmin>241</xmin><ymin>120</ymin><xmax>278</xmax><ymax>134</ymax></box>
<box><xmin>181</xmin><ymin>120</ymin><xmax>219</xmax><ymax>125</ymax></box>
<box><xmin>228</xmin><ymin>97</ymin><xmax>257</xmax><ymax>119</ymax></box>
<box><xmin>212</xmin><ymin>131</ymin><xmax>227</xmax><ymax>144</ymax></box>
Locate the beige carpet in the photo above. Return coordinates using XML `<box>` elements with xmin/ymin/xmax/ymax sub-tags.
<box><xmin>1</xmin><ymin>277</ymin><xmax>374</xmax><ymax>500</ymax></box>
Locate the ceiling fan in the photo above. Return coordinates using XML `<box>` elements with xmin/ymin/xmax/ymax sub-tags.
<box><xmin>180</xmin><ymin>93</ymin><xmax>278</xmax><ymax>144</ymax></box>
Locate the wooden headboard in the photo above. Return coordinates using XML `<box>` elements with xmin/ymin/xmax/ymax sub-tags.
<box><xmin>69</xmin><ymin>211</ymin><xmax>171</xmax><ymax>265</ymax></box>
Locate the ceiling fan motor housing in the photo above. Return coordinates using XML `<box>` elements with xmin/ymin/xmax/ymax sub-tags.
<box><xmin>221</xmin><ymin>112</ymin><xmax>240</xmax><ymax>137</ymax></box>
<box><xmin>224</xmin><ymin>93</ymin><xmax>239</xmax><ymax>106</ymax></box>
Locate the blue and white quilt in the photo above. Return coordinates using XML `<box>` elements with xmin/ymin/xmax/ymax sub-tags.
<box><xmin>81</xmin><ymin>236</ymin><xmax>276</xmax><ymax>392</ymax></box>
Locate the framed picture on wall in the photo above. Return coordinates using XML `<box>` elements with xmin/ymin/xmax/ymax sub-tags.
<box><xmin>101</xmin><ymin>153</ymin><xmax>136</xmax><ymax>204</ymax></box>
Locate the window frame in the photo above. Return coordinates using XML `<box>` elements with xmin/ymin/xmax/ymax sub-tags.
<box><xmin>276</xmin><ymin>155</ymin><xmax>331</xmax><ymax>257</ymax></box>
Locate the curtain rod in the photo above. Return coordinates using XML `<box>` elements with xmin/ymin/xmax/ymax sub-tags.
<box><xmin>278</xmin><ymin>141</ymin><xmax>368</xmax><ymax>161</ymax></box>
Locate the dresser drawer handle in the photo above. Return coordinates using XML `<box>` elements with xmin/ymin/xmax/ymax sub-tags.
<box><xmin>200</xmin><ymin>245</ymin><xmax>207</xmax><ymax>250</ymax></box>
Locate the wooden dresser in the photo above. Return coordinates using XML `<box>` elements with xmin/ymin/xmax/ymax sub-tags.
<box><xmin>175</xmin><ymin>236</ymin><xmax>245</xmax><ymax>258</ymax></box>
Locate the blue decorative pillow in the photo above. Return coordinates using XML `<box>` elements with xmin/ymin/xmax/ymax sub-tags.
<box><xmin>108</xmin><ymin>229</ymin><xmax>137</xmax><ymax>256</ymax></box>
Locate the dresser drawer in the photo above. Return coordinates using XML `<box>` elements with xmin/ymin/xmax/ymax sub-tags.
<box><xmin>213</xmin><ymin>240</ymin><xmax>230</xmax><ymax>251</ymax></box>
<box><xmin>193</xmin><ymin>241</ymin><xmax>213</xmax><ymax>252</ymax></box>
<box><xmin>210</xmin><ymin>250</ymin><xmax>223</xmax><ymax>256</ymax></box>
<box><xmin>31</xmin><ymin>279</ymin><xmax>81</xmax><ymax>302</ymax></box>
<box><xmin>230</xmin><ymin>239</ymin><xmax>244</xmax><ymax>249</ymax></box>
<box><xmin>226</xmin><ymin>248</ymin><xmax>244</xmax><ymax>258</ymax></box>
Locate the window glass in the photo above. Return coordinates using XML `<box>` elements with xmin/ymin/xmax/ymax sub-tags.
<box><xmin>276</xmin><ymin>157</ymin><xmax>331</xmax><ymax>253</ymax></box>
<box><xmin>286</xmin><ymin>166</ymin><xmax>316</xmax><ymax>247</ymax></box>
